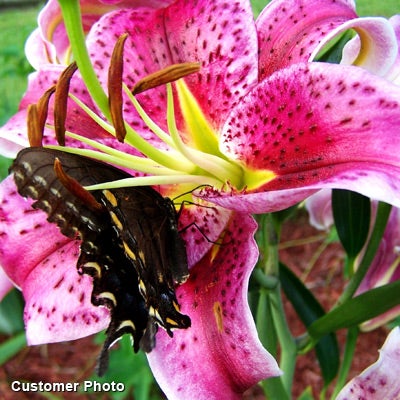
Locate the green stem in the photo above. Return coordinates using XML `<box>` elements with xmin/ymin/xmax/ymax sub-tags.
<box><xmin>257</xmin><ymin>291</ymin><xmax>290</xmax><ymax>400</ymax></box>
<box><xmin>330</xmin><ymin>327</ymin><xmax>359</xmax><ymax>399</ymax></box>
<box><xmin>344</xmin><ymin>255</ymin><xmax>356</xmax><ymax>279</ymax></box>
<box><xmin>0</xmin><ymin>332</ymin><xmax>27</xmax><ymax>364</ymax></box>
<box><xmin>261</xmin><ymin>371</ymin><xmax>289</xmax><ymax>400</ymax></box>
<box><xmin>260</xmin><ymin>214</ymin><xmax>281</xmax><ymax>277</ymax></box>
<box><xmin>268</xmin><ymin>284</ymin><xmax>297</xmax><ymax>393</ymax></box>
<box><xmin>57</xmin><ymin>0</ymin><xmax>110</xmax><ymax>119</ymax></box>
<box><xmin>257</xmin><ymin>214</ymin><xmax>297</xmax><ymax>398</ymax></box>
<box><xmin>337</xmin><ymin>202</ymin><xmax>392</xmax><ymax>305</ymax></box>
<box><xmin>256</xmin><ymin>290</ymin><xmax>277</xmax><ymax>356</ymax></box>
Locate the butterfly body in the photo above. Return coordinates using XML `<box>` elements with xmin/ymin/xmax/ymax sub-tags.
<box><xmin>10</xmin><ymin>147</ymin><xmax>190</xmax><ymax>373</ymax></box>
<box><xmin>100</xmin><ymin>188</ymin><xmax>190</xmax><ymax>333</ymax></box>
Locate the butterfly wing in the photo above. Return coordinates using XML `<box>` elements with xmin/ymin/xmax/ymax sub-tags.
<box><xmin>78</xmin><ymin>228</ymin><xmax>154</xmax><ymax>376</ymax></box>
<box><xmin>10</xmin><ymin>148</ymin><xmax>155</xmax><ymax>373</ymax></box>
<box><xmin>11</xmin><ymin>147</ymin><xmax>129</xmax><ymax>237</ymax></box>
<box><xmin>101</xmin><ymin>187</ymin><xmax>190</xmax><ymax>334</ymax></box>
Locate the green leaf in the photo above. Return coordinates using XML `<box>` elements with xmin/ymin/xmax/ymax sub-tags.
<box><xmin>0</xmin><ymin>156</ymin><xmax>12</xmax><ymax>181</ymax></box>
<box><xmin>271</xmin><ymin>204</ymin><xmax>300</xmax><ymax>225</ymax></box>
<box><xmin>280</xmin><ymin>264</ymin><xmax>339</xmax><ymax>385</ymax></box>
<box><xmin>251</xmin><ymin>0</ymin><xmax>271</xmax><ymax>17</ymax></box>
<box><xmin>309</xmin><ymin>280</ymin><xmax>400</xmax><ymax>341</ymax></box>
<box><xmin>0</xmin><ymin>332</ymin><xmax>26</xmax><ymax>365</ymax></box>
<box><xmin>298</xmin><ymin>386</ymin><xmax>315</xmax><ymax>400</ymax></box>
<box><xmin>0</xmin><ymin>289</ymin><xmax>24</xmax><ymax>335</ymax></box>
<box><xmin>337</xmin><ymin>202</ymin><xmax>391</xmax><ymax>303</ymax></box>
<box><xmin>315</xmin><ymin>30</ymin><xmax>354</xmax><ymax>64</ymax></box>
<box><xmin>332</xmin><ymin>189</ymin><xmax>371</xmax><ymax>259</ymax></box>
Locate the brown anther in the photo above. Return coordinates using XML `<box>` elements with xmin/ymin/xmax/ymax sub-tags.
<box><xmin>37</xmin><ymin>85</ymin><xmax>56</xmax><ymax>136</ymax></box>
<box><xmin>108</xmin><ymin>33</ymin><xmax>128</xmax><ymax>142</ymax></box>
<box><xmin>132</xmin><ymin>62</ymin><xmax>201</xmax><ymax>95</ymax></box>
<box><xmin>27</xmin><ymin>104</ymin><xmax>42</xmax><ymax>147</ymax></box>
<box><xmin>54</xmin><ymin>62</ymin><xmax>78</xmax><ymax>146</ymax></box>
<box><xmin>53</xmin><ymin>158</ymin><xmax>105</xmax><ymax>212</ymax></box>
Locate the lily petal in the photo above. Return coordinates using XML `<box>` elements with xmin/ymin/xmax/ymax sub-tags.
<box><xmin>304</xmin><ymin>189</ymin><xmax>333</xmax><ymax>231</ymax></box>
<box><xmin>211</xmin><ymin>63</ymin><xmax>400</xmax><ymax>213</ymax></box>
<box><xmin>0</xmin><ymin>176</ymin><xmax>68</xmax><ymax>286</ymax></box>
<box><xmin>85</xmin><ymin>0</ymin><xmax>258</xmax><ymax>132</ymax></box>
<box><xmin>0</xmin><ymin>267</ymin><xmax>13</xmax><ymax>301</ymax></box>
<box><xmin>0</xmin><ymin>176</ymin><xmax>109</xmax><ymax>343</ymax></box>
<box><xmin>386</xmin><ymin>15</ymin><xmax>400</xmax><ymax>84</ymax></box>
<box><xmin>147</xmin><ymin>213</ymin><xmax>281</xmax><ymax>399</ymax></box>
<box><xmin>336</xmin><ymin>327</ymin><xmax>400</xmax><ymax>400</ymax></box>
<box><xmin>256</xmin><ymin>0</ymin><xmax>357</xmax><ymax>79</ymax></box>
<box><xmin>26</xmin><ymin>0</ymin><xmax>174</xmax><ymax>69</ymax></box>
<box><xmin>340</xmin><ymin>17</ymin><xmax>398</xmax><ymax>77</ymax></box>
<box><xmin>178</xmin><ymin>203</ymin><xmax>232</xmax><ymax>268</ymax></box>
<box><xmin>23</xmin><ymin>239</ymin><xmax>109</xmax><ymax>345</ymax></box>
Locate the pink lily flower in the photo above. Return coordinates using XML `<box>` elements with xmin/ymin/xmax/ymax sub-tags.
<box><xmin>1</xmin><ymin>0</ymin><xmax>400</xmax><ymax>398</ymax></box>
<box><xmin>336</xmin><ymin>327</ymin><xmax>400</xmax><ymax>399</ymax></box>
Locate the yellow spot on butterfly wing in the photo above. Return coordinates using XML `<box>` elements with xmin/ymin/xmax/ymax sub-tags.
<box><xmin>165</xmin><ymin>317</ymin><xmax>180</xmax><ymax>327</ymax></box>
<box><xmin>163</xmin><ymin>302</ymin><xmax>183</xmax><ymax>328</ymax></box>
<box><xmin>149</xmin><ymin>306</ymin><xmax>163</xmax><ymax>324</ymax></box>
<box><xmin>102</xmin><ymin>189</ymin><xmax>118</xmax><ymax>207</ymax></box>
<box><xmin>173</xmin><ymin>301</ymin><xmax>181</xmax><ymax>312</ymax></box>
<box><xmin>123</xmin><ymin>241</ymin><xmax>137</xmax><ymax>261</ymax></box>
<box><xmin>138</xmin><ymin>250</ymin><xmax>145</xmax><ymax>262</ymax></box>
<box><xmin>139</xmin><ymin>279</ymin><xmax>147</xmax><ymax>295</ymax></box>
<box><xmin>110</xmin><ymin>210</ymin><xmax>123</xmax><ymax>231</ymax></box>
<box><xmin>98</xmin><ymin>291</ymin><xmax>117</xmax><ymax>306</ymax></box>
<box><xmin>116</xmin><ymin>320</ymin><xmax>136</xmax><ymax>332</ymax></box>
<box><xmin>83</xmin><ymin>262</ymin><xmax>102</xmax><ymax>278</ymax></box>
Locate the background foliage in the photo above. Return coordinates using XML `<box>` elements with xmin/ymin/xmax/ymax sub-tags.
<box><xmin>0</xmin><ymin>0</ymin><xmax>398</xmax><ymax>399</ymax></box>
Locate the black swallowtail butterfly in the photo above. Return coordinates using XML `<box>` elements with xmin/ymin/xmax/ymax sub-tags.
<box><xmin>10</xmin><ymin>147</ymin><xmax>191</xmax><ymax>374</ymax></box>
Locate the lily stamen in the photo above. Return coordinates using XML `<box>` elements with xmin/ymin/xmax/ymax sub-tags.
<box><xmin>52</xmin><ymin>59</ymin><xmax>242</xmax><ymax>188</ymax></box>
<box><xmin>108</xmin><ymin>33</ymin><xmax>128</xmax><ymax>142</ymax></box>
<box><xmin>132</xmin><ymin>62</ymin><xmax>201</xmax><ymax>95</ymax></box>
<box><xmin>53</xmin><ymin>158</ymin><xmax>104</xmax><ymax>212</ymax></box>
<box><xmin>37</xmin><ymin>85</ymin><xmax>56</xmax><ymax>138</ymax></box>
<box><xmin>54</xmin><ymin>61</ymin><xmax>78</xmax><ymax>146</ymax></box>
<box><xmin>27</xmin><ymin>104</ymin><xmax>42</xmax><ymax>147</ymax></box>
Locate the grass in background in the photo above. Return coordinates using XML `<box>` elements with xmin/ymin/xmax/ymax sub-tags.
<box><xmin>0</xmin><ymin>6</ymin><xmax>40</xmax><ymax>126</ymax></box>
<box><xmin>0</xmin><ymin>6</ymin><xmax>41</xmax><ymax>177</ymax></box>
<box><xmin>356</xmin><ymin>0</ymin><xmax>398</xmax><ymax>17</ymax></box>
<box><xmin>251</xmin><ymin>0</ymin><xmax>398</xmax><ymax>18</ymax></box>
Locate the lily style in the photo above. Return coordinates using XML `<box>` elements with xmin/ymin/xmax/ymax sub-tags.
<box><xmin>0</xmin><ymin>0</ymin><xmax>400</xmax><ymax>398</ymax></box>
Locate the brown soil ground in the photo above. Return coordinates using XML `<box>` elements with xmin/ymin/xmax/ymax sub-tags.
<box><xmin>278</xmin><ymin>212</ymin><xmax>388</xmax><ymax>399</ymax></box>
<box><xmin>0</xmin><ymin>211</ymin><xmax>389</xmax><ymax>399</ymax></box>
